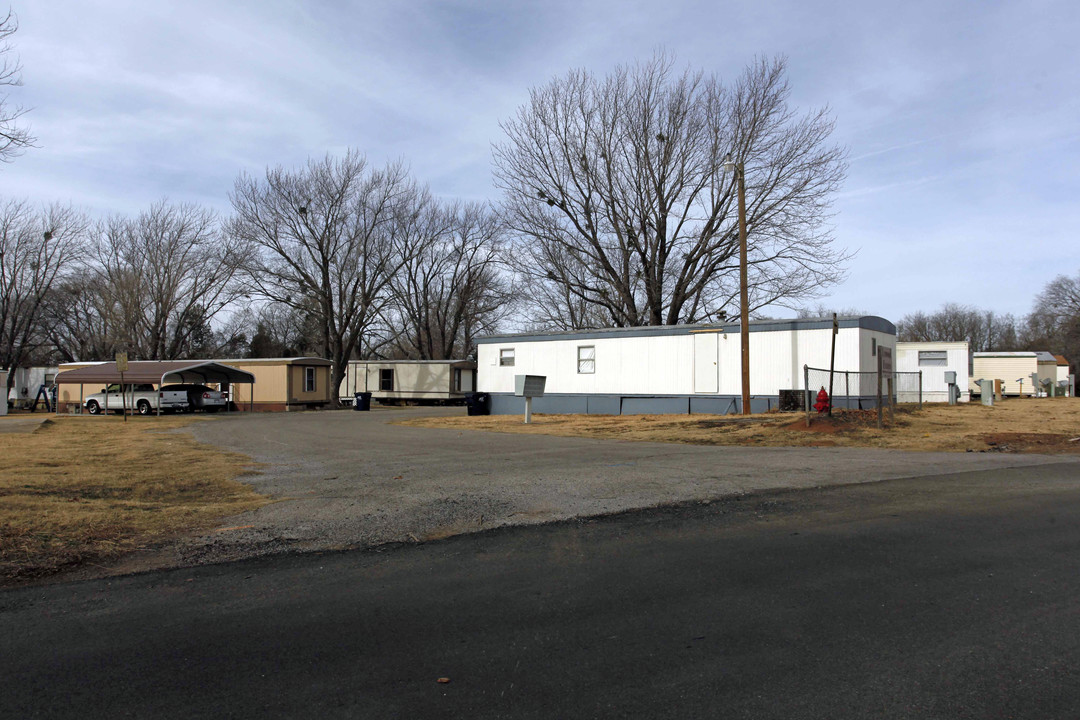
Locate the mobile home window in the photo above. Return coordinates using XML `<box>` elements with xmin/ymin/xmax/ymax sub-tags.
<box><xmin>304</xmin><ymin>367</ymin><xmax>316</xmax><ymax>392</ymax></box>
<box><xmin>871</xmin><ymin>338</ymin><xmax>877</xmax><ymax>356</ymax></box>
<box><xmin>577</xmin><ymin>345</ymin><xmax>595</xmax><ymax>374</ymax></box>
<box><xmin>918</xmin><ymin>350</ymin><xmax>948</xmax><ymax>367</ymax></box>
<box><xmin>499</xmin><ymin>348</ymin><xmax>515</xmax><ymax>367</ymax></box>
<box><xmin>453</xmin><ymin>368</ymin><xmax>461</xmax><ymax>392</ymax></box>
<box><xmin>380</xmin><ymin>369</ymin><xmax>394</xmax><ymax>391</ymax></box>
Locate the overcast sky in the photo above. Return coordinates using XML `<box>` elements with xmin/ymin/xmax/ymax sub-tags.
<box><xmin>0</xmin><ymin>0</ymin><xmax>1076</xmax><ymax>321</ymax></box>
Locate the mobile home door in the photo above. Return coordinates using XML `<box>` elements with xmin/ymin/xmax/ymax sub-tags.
<box><xmin>693</xmin><ymin>333</ymin><xmax>719</xmax><ymax>393</ymax></box>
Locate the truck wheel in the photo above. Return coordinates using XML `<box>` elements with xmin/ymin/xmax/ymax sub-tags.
<box><xmin>86</xmin><ymin>400</ymin><xmax>101</xmax><ymax>415</ymax></box>
<box><xmin>137</xmin><ymin>400</ymin><xmax>152</xmax><ymax>415</ymax></box>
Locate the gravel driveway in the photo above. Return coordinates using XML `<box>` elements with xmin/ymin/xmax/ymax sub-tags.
<box><xmin>131</xmin><ymin>406</ymin><xmax>1079</xmax><ymax>568</ymax></box>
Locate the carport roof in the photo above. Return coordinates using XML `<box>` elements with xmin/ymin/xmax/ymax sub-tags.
<box><xmin>55</xmin><ymin>361</ymin><xmax>255</xmax><ymax>386</ymax></box>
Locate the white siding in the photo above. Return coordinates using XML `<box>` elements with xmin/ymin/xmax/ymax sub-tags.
<box><xmin>478</xmin><ymin>324</ymin><xmax>890</xmax><ymax>396</ymax></box>
<box><xmin>896</xmin><ymin>342</ymin><xmax>970</xmax><ymax>402</ymax></box>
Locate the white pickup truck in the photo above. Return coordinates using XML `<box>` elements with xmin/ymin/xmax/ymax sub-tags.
<box><xmin>84</xmin><ymin>383</ymin><xmax>190</xmax><ymax>415</ymax></box>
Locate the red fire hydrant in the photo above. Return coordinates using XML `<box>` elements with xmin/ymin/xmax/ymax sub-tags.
<box><xmin>813</xmin><ymin>386</ymin><xmax>831</xmax><ymax>414</ymax></box>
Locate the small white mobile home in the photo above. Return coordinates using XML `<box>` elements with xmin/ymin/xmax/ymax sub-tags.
<box><xmin>7</xmin><ymin>366</ymin><xmax>59</xmax><ymax>408</ymax></box>
<box><xmin>1055</xmin><ymin>355</ymin><xmax>1072</xmax><ymax>395</ymax></box>
<box><xmin>971</xmin><ymin>352</ymin><xmax>1039</xmax><ymax>396</ymax></box>
<box><xmin>895</xmin><ymin>342</ymin><xmax>970</xmax><ymax>403</ymax></box>
<box><xmin>476</xmin><ymin>316</ymin><xmax>896</xmax><ymax>415</ymax></box>
<box><xmin>340</xmin><ymin>360</ymin><xmax>477</xmax><ymax>405</ymax></box>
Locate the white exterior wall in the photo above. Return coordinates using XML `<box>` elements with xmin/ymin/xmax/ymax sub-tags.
<box><xmin>478</xmin><ymin>325</ymin><xmax>893</xmax><ymax>396</ymax></box>
<box><xmin>971</xmin><ymin>354</ymin><xmax>1038</xmax><ymax>396</ymax></box>
<box><xmin>7</xmin><ymin>366</ymin><xmax>59</xmax><ymax>405</ymax></box>
<box><xmin>896</xmin><ymin>342</ymin><xmax>970</xmax><ymax>403</ymax></box>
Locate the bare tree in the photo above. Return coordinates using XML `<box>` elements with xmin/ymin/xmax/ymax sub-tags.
<box><xmin>40</xmin><ymin>269</ymin><xmax>117</xmax><ymax>362</ymax></box>
<box><xmin>229</xmin><ymin>151</ymin><xmax>416</xmax><ymax>404</ymax></box>
<box><xmin>90</xmin><ymin>200</ymin><xmax>245</xmax><ymax>359</ymax></box>
<box><xmin>0</xmin><ymin>12</ymin><xmax>34</xmax><ymax>162</ymax></box>
<box><xmin>896</xmin><ymin>303</ymin><xmax>1020</xmax><ymax>352</ymax></box>
<box><xmin>0</xmin><ymin>201</ymin><xmax>87</xmax><ymax>375</ymax></box>
<box><xmin>795</xmin><ymin>304</ymin><xmax>869</xmax><ymax>319</ymax></box>
<box><xmin>493</xmin><ymin>53</ymin><xmax>848</xmax><ymax>329</ymax></box>
<box><xmin>1024</xmin><ymin>271</ymin><xmax>1080</xmax><ymax>369</ymax></box>
<box><xmin>388</xmin><ymin>201</ymin><xmax>514</xmax><ymax>359</ymax></box>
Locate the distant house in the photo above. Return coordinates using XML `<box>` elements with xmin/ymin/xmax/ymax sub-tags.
<box><xmin>896</xmin><ymin>341</ymin><xmax>969</xmax><ymax>403</ymax></box>
<box><xmin>339</xmin><ymin>360</ymin><xmax>476</xmax><ymax>405</ymax></box>
<box><xmin>1054</xmin><ymin>355</ymin><xmax>1072</xmax><ymax>391</ymax></box>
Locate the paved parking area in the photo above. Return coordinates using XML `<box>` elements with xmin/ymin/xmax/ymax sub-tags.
<box><xmin>135</xmin><ymin>407</ymin><xmax>1078</xmax><ymax>569</ymax></box>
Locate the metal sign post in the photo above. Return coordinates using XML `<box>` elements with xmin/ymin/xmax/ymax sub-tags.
<box><xmin>115</xmin><ymin>352</ymin><xmax>129</xmax><ymax>422</ymax></box>
<box><xmin>827</xmin><ymin>313</ymin><xmax>837</xmax><ymax>417</ymax></box>
<box><xmin>876</xmin><ymin>354</ymin><xmax>883</xmax><ymax>429</ymax></box>
<box><xmin>514</xmin><ymin>374</ymin><xmax>547</xmax><ymax>424</ymax></box>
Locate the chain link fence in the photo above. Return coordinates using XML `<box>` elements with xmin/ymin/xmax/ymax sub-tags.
<box><xmin>803</xmin><ymin>366</ymin><xmax>923</xmax><ymax>425</ymax></box>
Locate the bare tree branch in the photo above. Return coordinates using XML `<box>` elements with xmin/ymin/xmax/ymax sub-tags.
<box><xmin>493</xmin><ymin>53</ymin><xmax>849</xmax><ymax>329</ymax></box>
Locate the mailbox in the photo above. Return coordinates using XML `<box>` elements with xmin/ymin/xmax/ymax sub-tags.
<box><xmin>514</xmin><ymin>374</ymin><xmax>546</xmax><ymax>397</ymax></box>
<box><xmin>944</xmin><ymin>371</ymin><xmax>956</xmax><ymax>385</ymax></box>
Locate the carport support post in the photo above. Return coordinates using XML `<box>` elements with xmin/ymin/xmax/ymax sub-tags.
<box><xmin>918</xmin><ymin>371</ymin><xmax>923</xmax><ymax>410</ymax></box>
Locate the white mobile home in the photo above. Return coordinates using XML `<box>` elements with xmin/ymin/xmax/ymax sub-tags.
<box><xmin>476</xmin><ymin>316</ymin><xmax>896</xmax><ymax>415</ymax></box>
<box><xmin>340</xmin><ymin>360</ymin><xmax>477</xmax><ymax>405</ymax></box>
<box><xmin>1055</xmin><ymin>355</ymin><xmax>1072</xmax><ymax>395</ymax></box>
<box><xmin>971</xmin><ymin>352</ymin><xmax>1039</xmax><ymax>396</ymax></box>
<box><xmin>895</xmin><ymin>342</ymin><xmax>970</xmax><ymax>403</ymax></box>
<box><xmin>7</xmin><ymin>366</ymin><xmax>59</xmax><ymax>409</ymax></box>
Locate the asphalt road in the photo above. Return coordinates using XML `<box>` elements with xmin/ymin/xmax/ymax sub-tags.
<box><xmin>4</xmin><ymin>461</ymin><xmax>1079</xmax><ymax>719</ymax></box>
<box><xmin>163</xmin><ymin>408</ymin><xmax>1073</xmax><ymax>568</ymax></box>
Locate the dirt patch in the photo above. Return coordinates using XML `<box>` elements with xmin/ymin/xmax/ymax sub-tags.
<box><xmin>978</xmin><ymin>433</ymin><xmax>1080</xmax><ymax>454</ymax></box>
<box><xmin>400</xmin><ymin>397</ymin><xmax>1080</xmax><ymax>454</ymax></box>
<box><xmin>0</xmin><ymin>416</ymin><xmax>269</xmax><ymax>583</ymax></box>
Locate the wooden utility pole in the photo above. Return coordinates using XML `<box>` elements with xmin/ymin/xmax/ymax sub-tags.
<box><xmin>736</xmin><ymin>163</ymin><xmax>750</xmax><ymax>415</ymax></box>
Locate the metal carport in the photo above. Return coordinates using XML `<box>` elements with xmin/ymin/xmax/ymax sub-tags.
<box><xmin>54</xmin><ymin>361</ymin><xmax>256</xmax><ymax>416</ymax></box>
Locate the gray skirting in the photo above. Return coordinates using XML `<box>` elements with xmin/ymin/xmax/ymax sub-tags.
<box><xmin>488</xmin><ymin>393</ymin><xmax>886</xmax><ymax>416</ymax></box>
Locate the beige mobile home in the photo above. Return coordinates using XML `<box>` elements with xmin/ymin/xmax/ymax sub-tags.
<box><xmin>971</xmin><ymin>352</ymin><xmax>1038</xmax><ymax>396</ymax></box>
<box><xmin>217</xmin><ymin>357</ymin><xmax>332</xmax><ymax>411</ymax></box>
<box><xmin>340</xmin><ymin>360</ymin><xmax>476</xmax><ymax>405</ymax></box>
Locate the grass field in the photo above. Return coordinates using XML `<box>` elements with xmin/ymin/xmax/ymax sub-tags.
<box><xmin>0</xmin><ymin>416</ymin><xmax>268</xmax><ymax>582</ymax></box>
<box><xmin>400</xmin><ymin>397</ymin><xmax>1080</xmax><ymax>454</ymax></box>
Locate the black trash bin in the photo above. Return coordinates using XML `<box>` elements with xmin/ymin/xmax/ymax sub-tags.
<box><xmin>465</xmin><ymin>392</ymin><xmax>490</xmax><ymax>416</ymax></box>
<box><xmin>354</xmin><ymin>392</ymin><xmax>372</xmax><ymax>411</ymax></box>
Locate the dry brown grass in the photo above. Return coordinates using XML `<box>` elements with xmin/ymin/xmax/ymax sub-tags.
<box><xmin>400</xmin><ymin>397</ymin><xmax>1080</xmax><ymax>453</ymax></box>
<box><xmin>0</xmin><ymin>416</ymin><xmax>268</xmax><ymax>581</ymax></box>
